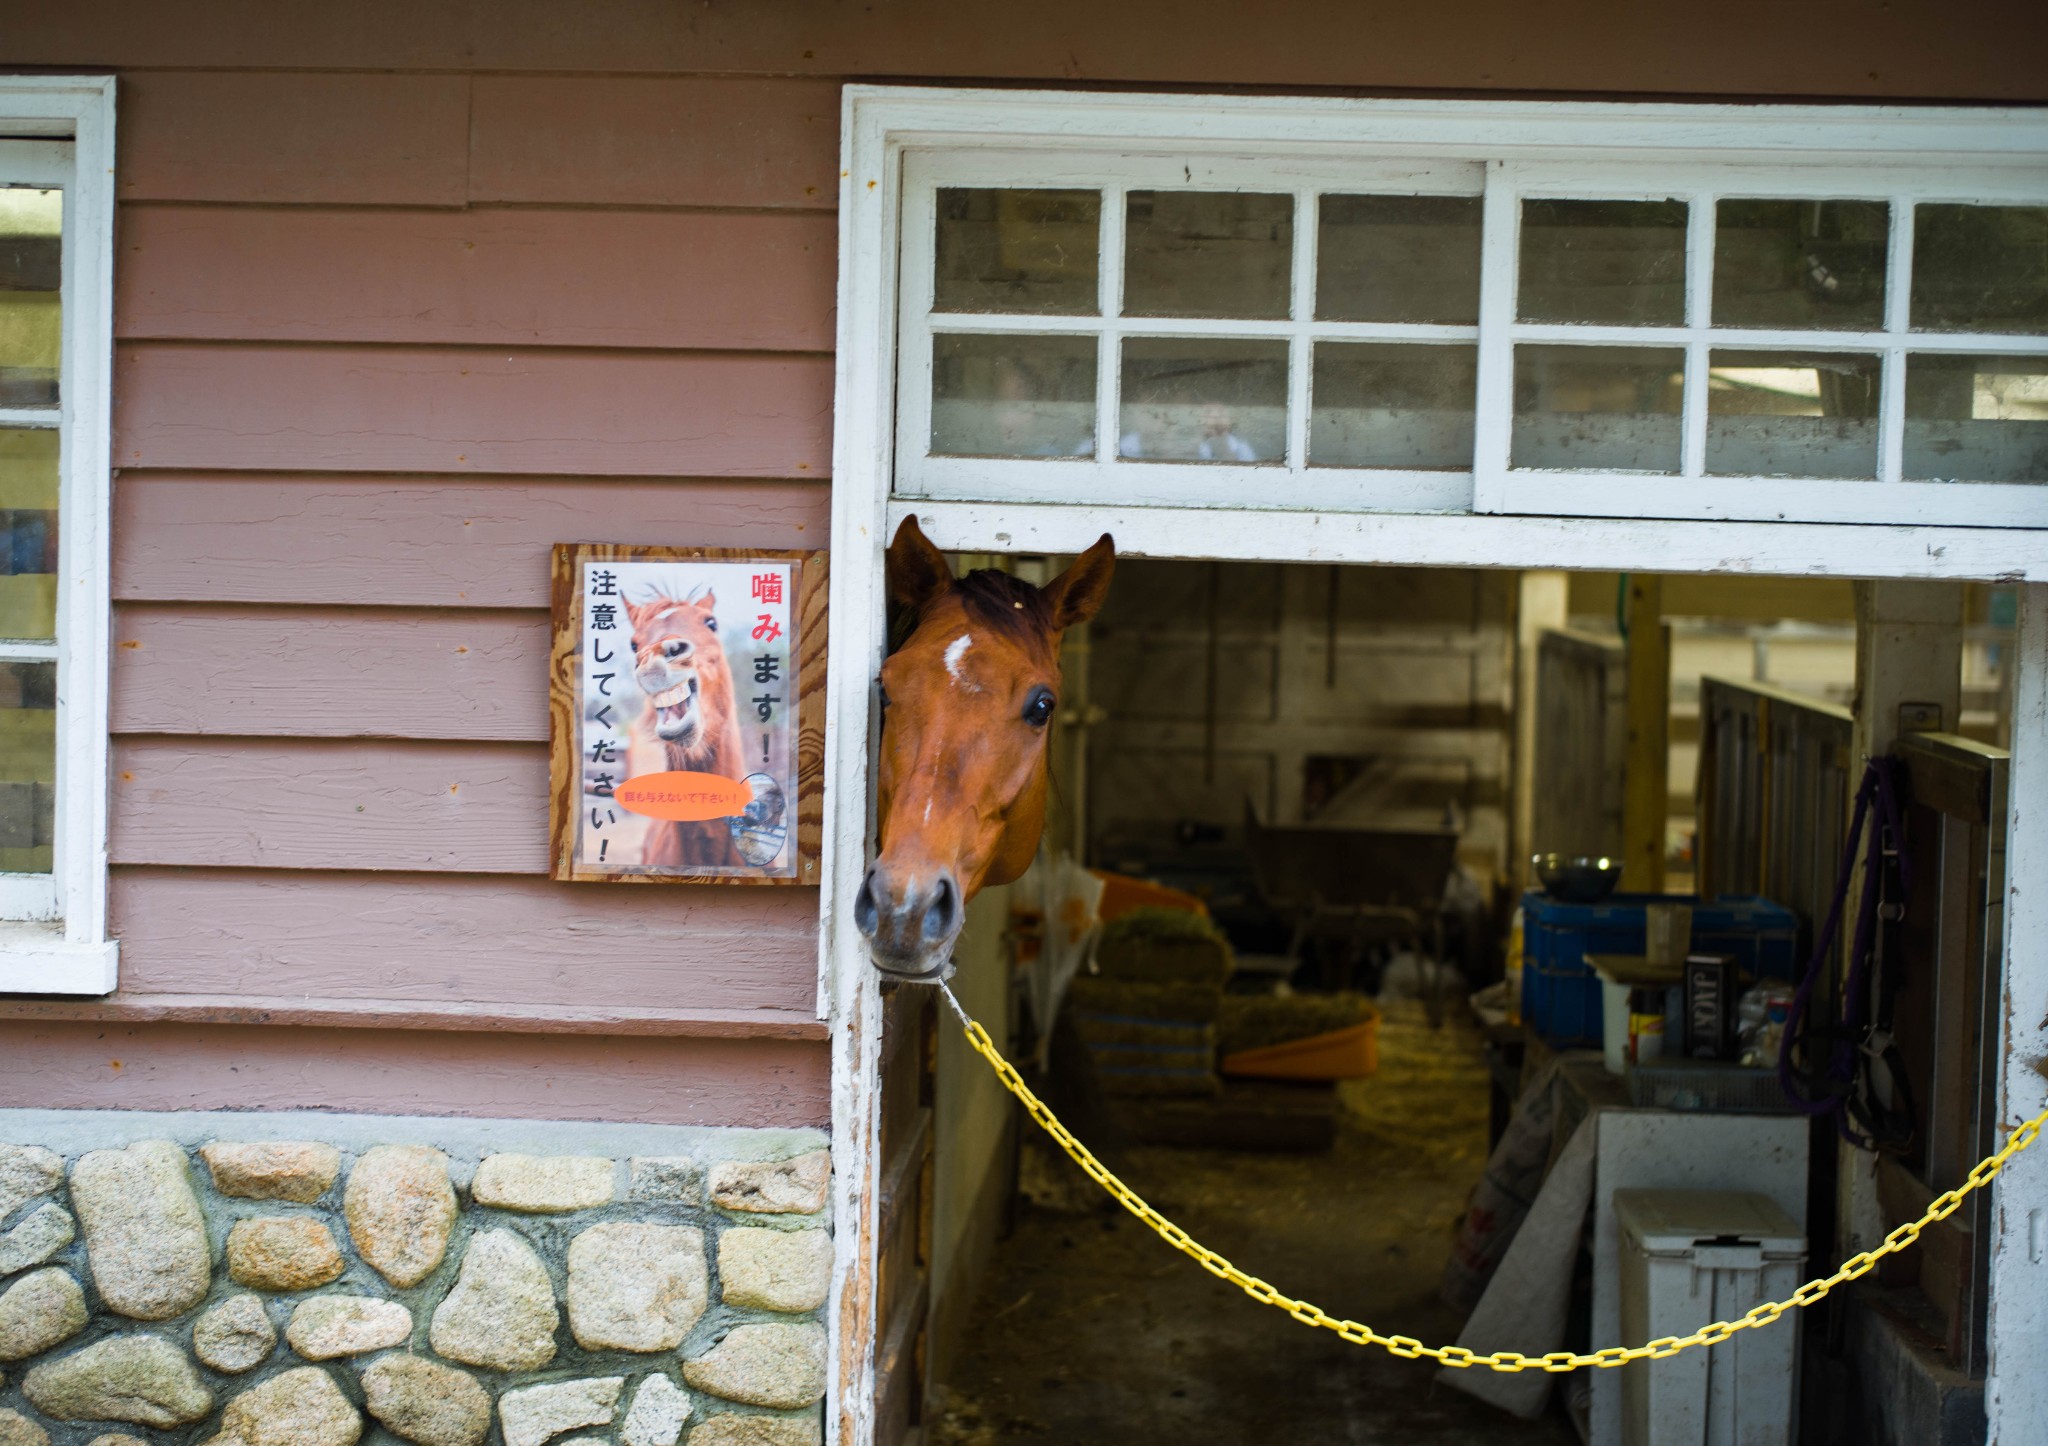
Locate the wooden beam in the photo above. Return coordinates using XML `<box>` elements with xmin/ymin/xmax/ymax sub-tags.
<box><xmin>1512</xmin><ymin>570</ymin><xmax>1569</xmax><ymax>890</ymax></box>
<box><xmin>1621</xmin><ymin>575</ymin><xmax>1669</xmax><ymax>892</ymax></box>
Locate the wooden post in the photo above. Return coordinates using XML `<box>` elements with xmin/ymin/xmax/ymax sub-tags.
<box><xmin>1621</xmin><ymin>575</ymin><xmax>1669</xmax><ymax>893</ymax></box>
<box><xmin>1512</xmin><ymin>570</ymin><xmax>1570</xmax><ymax>891</ymax></box>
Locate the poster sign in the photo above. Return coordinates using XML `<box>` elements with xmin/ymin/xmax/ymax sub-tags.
<box><xmin>548</xmin><ymin>545</ymin><xmax>825</xmax><ymax>885</ymax></box>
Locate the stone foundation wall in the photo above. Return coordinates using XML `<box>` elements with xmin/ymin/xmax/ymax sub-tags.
<box><xmin>0</xmin><ymin>1111</ymin><xmax>832</xmax><ymax>1446</ymax></box>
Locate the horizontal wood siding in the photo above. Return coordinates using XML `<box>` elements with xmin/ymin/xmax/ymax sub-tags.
<box><xmin>113</xmin><ymin>478</ymin><xmax>831</xmax><ymax>608</ymax></box>
<box><xmin>12</xmin><ymin>2</ymin><xmax>2043</xmax><ymax>99</ymax></box>
<box><xmin>114</xmin><ymin>345</ymin><xmax>835</xmax><ymax>476</ymax></box>
<box><xmin>118</xmin><ymin>207</ymin><xmax>839</xmax><ymax>351</ymax></box>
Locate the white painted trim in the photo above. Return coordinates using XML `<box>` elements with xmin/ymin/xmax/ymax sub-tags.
<box><xmin>1989</xmin><ymin>582</ymin><xmax>2048</xmax><ymax>1441</ymax></box>
<box><xmin>831</xmin><ymin>87</ymin><xmax>2048</xmax><ymax>1444</ymax></box>
<box><xmin>0</xmin><ymin>76</ymin><xmax>118</xmax><ymax>995</ymax></box>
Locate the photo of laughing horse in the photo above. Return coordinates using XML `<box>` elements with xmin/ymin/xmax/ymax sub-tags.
<box><xmin>625</xmin><ymin>585</ymin><xmax>748</xmax><ymax>870</ymax></box>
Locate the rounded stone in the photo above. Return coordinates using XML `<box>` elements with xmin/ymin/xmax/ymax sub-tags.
<box><xmin>87</xmin><ymin>1436</ymin><xmax>149</xmax><ymax>1446</ymax></box>
<box><xmin>566</xmin><ymin>1222</ymin><xmax>707</xmax><ymax>1352</ymax></box>
<box><xmin>686</xmin><ymin>1415</ymin><xmax>816</xmax><ymax>1446</ymax></box>
<box><xmin>0</xmin><ymin>1269</ymin><xmax>87</xmax><ymax>1361</ymax></box>
<box><xmin>427</xmin><ymin>1228</ymin><xmax>559</xmax><ymax>1371</ymax></box>
<box><xmin>286</xmin><ymin>1295</ymin><xmax>412</xmax><ymax>1359</ymax></box>
<box><xmin>202</xmin><ymin>1365</ymin><xmax>360</xmax><ymax>1446</ymax></box>
<box><xmin>192</xmin><ymin>1293</ymin><xmax>277</xmax><ymax>1374</ymax></box>
<box><xmin>199</xmin><ymin>1142</ymin><xmax>342</xmax><ymax>1204</ymax></box>
<box><xmin>0</xmin><ymin>1145</ymin><xmax>62</xmax><ymax>1224</ymax></box>
<box><xmin>681</xmin><ymin>1322</ymin><xmax>827</xmax><ymax>1410</ymax></box>
<box><xmin>344</xmin><ymin>1146</ymin><xmax>457</xmax><ymax>1289</ymax></box>
<box><xmin>0</xmin><ymin>1204</ymin><xmax>75</xmax><ymax>1277</ymax></box>
<box><xmin>717</xmin><ymin>1227</ymin><xmax>832</xmax><ymax>1313</ymax></box>
<box><xmin>69</xmin><ymin>1140</ymin><xmax>213</xmax><ymax>1321</ymax></box>
<box><xmin>628</xmin><ymin>1157</ymin><xmax>699</xmax><ymax>1204</ymax></box>
<box><xmin>360</xmin><ymin>1353</ymin><xmax>492</xmax><ymax>1446</ymax></box>
<box><xmin>22</xmin><ymin>1334</ymin><xmax>215</xmax><ymax>1427</ymax></box>
<box><xmin>707</xmin><ymin>1152</ymin><xmax>830</xmax><ymax>1215</ymax></box>
<box><xmin>0</xmin><ymin>1407</ymin><xmax>49</xmax><ymax>1446</ymax></box>
<box><xmin>620</xmin><ymin>1373</ymin><xmax>692</xmax><ymax>1446</ymax></box>
<box><xmin>226</xmin><ymin>1216</ymin><xmax>346</xmax><ymax>1292</ymax></box>
<box><xmin>498</xmin><ymin>1376</ymin><xmax>623</xmax><ymax>1446</ymax></box>
<box><xmin>471</xmin><ymin>1154</ymin><xmax>615</xmax><ymax>1214</ymax></box>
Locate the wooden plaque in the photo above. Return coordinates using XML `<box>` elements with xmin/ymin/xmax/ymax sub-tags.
<box><xmin>548</xmin><ymin>544</ymin><xmax>826</xmax><ymax>885</ymax></box>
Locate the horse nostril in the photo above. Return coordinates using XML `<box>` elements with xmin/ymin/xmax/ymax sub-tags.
<box><xmin>922</xmin><ymin>874</ymin><xmax>959</xmax><ymax>945</ymax></box>
<box><xmin>854</xmin><ymin>873</ymin><xmax>880</xmax><ymax>938</ymax></box>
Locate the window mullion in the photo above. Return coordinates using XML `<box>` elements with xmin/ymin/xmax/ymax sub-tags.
<box><xmin>1095</xmin><ymin>183</ymin><xmax>1127</xmax><ymax>465</ymax></box>
<box><xmin>1879</xmin><ymin>197</ymin><xmax>1916</xmax><ymax>485</ymax></box>
<box><xmin>1470</xmin><ymin>161</ymin><xmax>1521</xmax><ymax>512</ymax></box>
<box><xmin>1285</xmin><ymin>187</ymin><xmax>1317</xmax><ymax>471</ymax></box>
<box><xmin>1681</xmin><ymin>190</ymin><xmax>1714</xmax><ymax>478</ymax></box>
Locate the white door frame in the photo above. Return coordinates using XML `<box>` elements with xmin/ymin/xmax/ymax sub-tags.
<box><xmin>823</xmin><ymin>84</ymin><xmax>2048</xmax><ymax>1446</ymax></box>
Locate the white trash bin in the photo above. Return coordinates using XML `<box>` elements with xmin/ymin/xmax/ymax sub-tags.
<box><xmin>1615</xmin><ymin>1188</ymin><xmax>1806</xmax><ymax>1446</ymax></box>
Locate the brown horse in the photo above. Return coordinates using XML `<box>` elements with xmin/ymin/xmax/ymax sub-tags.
<box><xmin>856</xmin><ymin>517</ymin><xmax>1115</xmax><ymax>978</ymax></box>
<box><xmin>626</xmin><ymin>587</ymin><xmax>747</xmax><ymax>870</ymax></box>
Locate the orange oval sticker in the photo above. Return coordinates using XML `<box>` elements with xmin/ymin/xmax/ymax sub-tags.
<box><xmin>614</xmin><ymin>771</ymin><xmax>752</xmax><ymax>822</ymax></box>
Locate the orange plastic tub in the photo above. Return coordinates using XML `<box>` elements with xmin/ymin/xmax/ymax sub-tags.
<box><xmin>1220</xmin><ymin>1016</ymin><xmax>1379</xmax><ymax>1081</ymax></box>
<box><xmin>1092</xmin><ymin>870</ymin><xmax>1209</xmax><ymax>923</ymax></box>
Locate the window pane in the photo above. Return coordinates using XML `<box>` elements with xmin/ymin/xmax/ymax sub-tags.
<box><xmin>1123</xmin><ymin>192</ymin><xmax>1292</xmax><ymax>320</ymax></box>
<box><xmin>1316</xmin><ymin>195</ymin><xmax>1483</xmax><ymax>325</ymax></box>
<box><xmin>933</xmin><ymin>188</ymin><xmax>1101</xmax><ymax>316</ymax></box>
<box><xmin>1904</xmin><ymin>354</ymin><xmax>2048</xmax><ymax>483</ymax></box>
<box><xmin>0</xmin><ymin>659</ymin><xmax>54</xmax><ymax>875</ymax></box>
<box><xmin>1119</xmin><ymin>338</ymin><xmax>1287</xmax><ymax>463</ymax></box>
<box><xmin>1512</xmin><ymin>345</ymin><xmax>1684</xmax><ymax>472</ymax></box>
<box><xmin>1705</xmin><ymin>350</ymin><xmax>1881</xmax><ymax>478</ymax></box>
<box><xmin>1310</xmin><ymin>343</ymin><xmax>1475</xmax><ymax>469</ymax></box>
<box><xmin>930</xmin><ymin>333</ymin><xmax>1096</xmax><ymax>459</ymax></box>
<box><xmin>0</xmin><ymin>188</ymin><xmax>61</xmax><ymax>408</ymax></box>
<box><xmin>1911</xmin><ymin>204</ymin><xmax>2048</xmax><ymax>334</ymax></box>
<box><xmin>0</xmin><ymin>429</ymin><xmax>57</xmax><ymax>640</ymax></box>
<box><xmin>1518</xmin><ymin>199</ymin><xmax>1688</xmax><ymax>326</ymax></box>
<box><xmin>1712</xmin><ymin>200</ymin><xmax>1889</xmax><ymax>331</ymax></box>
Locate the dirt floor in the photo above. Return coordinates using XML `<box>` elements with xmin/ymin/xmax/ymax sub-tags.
<box><xmin>929</xmin><ymin>997</ymin><xmax>1582</xmax><ymax>1446</ymax></box>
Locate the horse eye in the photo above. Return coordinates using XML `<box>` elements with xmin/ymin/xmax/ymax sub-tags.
<box><xmin>704</xmin><ymin>616</ymin><xmax>717</xmax><ymax>633</ymax></box>
<box><xmin>1023</xmin><ymin>689</ymin><xmax>1055</xmax><ymax>727</ymax></box>
<box><xmin>878</xmin><ymin>685</ymin><xmax>892</xmax><ymax>712</ymax></box>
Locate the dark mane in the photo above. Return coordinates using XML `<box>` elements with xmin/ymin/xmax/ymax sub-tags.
<box><xmin>890</xmin><ymin>566</ymin><xmax>1057</xmax><ymax>653</ymax></box>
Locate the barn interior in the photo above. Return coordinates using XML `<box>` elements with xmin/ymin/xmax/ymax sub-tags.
<box><xmin>888</xmin><ymin>554</ymin><xmax>2016</xmax><ymax>1446</ymax></box>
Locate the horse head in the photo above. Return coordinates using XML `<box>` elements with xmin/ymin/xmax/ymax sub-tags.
<box><xmin>625</xmin><ymin>586</ymin><xmax>739</xmax><ymax>769</ymax></box>
<box><xmin>856</xmin><ymin>517</ymin><xmax>1115</xmax><ymax>979</ymax></box>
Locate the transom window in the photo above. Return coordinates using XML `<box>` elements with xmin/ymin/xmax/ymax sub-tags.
<box><xmin>894</xmin><ymin>150</ymin><xmax>2048</xmax><ymax>527</ymax></box>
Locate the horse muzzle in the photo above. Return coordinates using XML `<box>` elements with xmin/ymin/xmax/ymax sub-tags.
<box><xmin>854</xmin><ymin>862</ymin><xmax>962</xmax><ymax>980</ymax></box>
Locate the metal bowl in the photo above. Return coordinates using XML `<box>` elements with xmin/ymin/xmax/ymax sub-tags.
<box><xmin>1533</xmin><ymin>853</ymin><xmax>1623</xmax><ymax>904</ymax></box>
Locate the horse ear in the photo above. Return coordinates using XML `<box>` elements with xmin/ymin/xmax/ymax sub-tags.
<box><xmin>887</xmin><ymin>515</ymin><xmax>953</xmax><ymax>616</ymax></box>
<box><xmin>1041</xmin><ymin>534</ymin><xmax>1115</xmax><ymax>631</ymax></box>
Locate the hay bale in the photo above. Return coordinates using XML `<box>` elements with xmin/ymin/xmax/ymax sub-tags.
<box><xmin>1094</xmin><ymin>907</ymin><xmax>1234</xmax><ymax>987</ymax></box>
<box><xmin>1217</xmin><ymin>992</ymin><xmax>1377</xmax><ymax>1057</ymax></box>
<box><xmin>1066</xmin><ymin>976</ymin><xmax>1222</xmax><ymax>1098</ymax></box>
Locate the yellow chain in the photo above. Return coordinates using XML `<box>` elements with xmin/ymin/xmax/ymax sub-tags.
<box><xmin>937</xmin><ymin>982</ymin><xmax>2047</xmax><ymax>1373</ymax></box>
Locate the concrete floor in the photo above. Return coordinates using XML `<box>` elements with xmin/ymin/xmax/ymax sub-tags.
<box><xmin>930</xmin><ymin>998</ymin><xmax>1582</xmax><ymax>1445</ymax></box>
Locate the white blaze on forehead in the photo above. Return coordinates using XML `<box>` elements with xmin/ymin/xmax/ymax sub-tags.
<box><xmin>944</xmin><ymin>633</ymin><xmax>979</xmax><ymax>690</ymax></box>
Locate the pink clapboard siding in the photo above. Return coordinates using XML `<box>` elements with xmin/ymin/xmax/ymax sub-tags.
<box><xmin>118</xmin><ymin>206</ymin><xmax>839</xmax><ymax>351</ymax></box>
<box><xmin>107</xmin><ymin>868</ymin><xmax>818</xmax><ymax>1015</ymax></box>
<box><xmin>113</xmin><ymin>344</ymin><xmax>835</xmax><ymax>476</ymax></box>
<box><xmin>112</xmin><ymin>476</ymin><xmax>831</xmax><ymax>608</ymax></box>
<box><xmin>0</xmin><ymin>1019</ymin><xmax>831</xmax><ymax>1126</ymax></box>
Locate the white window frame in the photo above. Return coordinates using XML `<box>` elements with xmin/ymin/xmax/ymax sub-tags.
<box><xmin>888</xmin><ymin>99</ymin><xmax>2048</xmax><ymax>529</ymax></box>
<box><xmin>0</xmin><ymin>77</ymin><xmax>118</xmax><ymax>994</ymax></box>
<box><xmin>826</xmin><ymin>88</ymin><xmax>2048</xmax><ymax>1446</ymax></box>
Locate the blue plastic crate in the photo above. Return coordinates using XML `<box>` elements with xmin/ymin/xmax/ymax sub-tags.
<box><xmin>1520</xmin><ymin>891</ymin><xmax>1799</xmax><ymax>1048</ymax></box>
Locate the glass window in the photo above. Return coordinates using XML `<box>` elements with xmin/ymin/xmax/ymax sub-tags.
<box><xmin>1706</xmin><ymin>351</ymin><xmax>1882</xmax><ymax>478</ymax></box>
<box><xmin>1512</xmin><ymin>345</ymin><xmax>1685</xmax><ymax>472</ymax></box>
<box><xmin>933</xmin><ymin>188</ymin><xmax>1101</xmax><ymax>315</ymax></box>
<box><xmin>1119</xmin><ymin>338</ymin><xmax>1288</xmax><ymax>463</ymax></box>
<box><xmin>931</xmin><ymin>333</ymin><xmax>1097</xmax><ymax>458</ymax></box>
<box><xmin>1904</xmin><ymin>354</ymin><xmax>2048</xmax><ymax>483</ymax></box>
<box><xmin>1123</xmin><ymin>192</ymin><xmax>1293</xmax><ymax>320</ymax></box>
<box><xmin>0</xmin><ymin>187</ymin><xmax>60</xmax><ymax>408</ymax></box>
<box><xmin>1316</xmin><ymin>195</ymin><xmax>1483</xmax><ymax>325</ymax></box>
<box><xmin>1713</xmin><ymin>200</ymin><xmax>1889</xmax><ymax>331</ymax></box>
<box><xmin>1911</xmin><ymin>204</ymin><xmax>2048</xmax><ymax>334</ymax></box>
<box><xmin>1310</xmin><ymin>343</ymin><xmax>1476</xmax><ymax>469</ymax></box>
<box><xmin>1519</xmin><ymin>199</ymin><xmax>1689</xmax><ymax>326</ymax></box>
